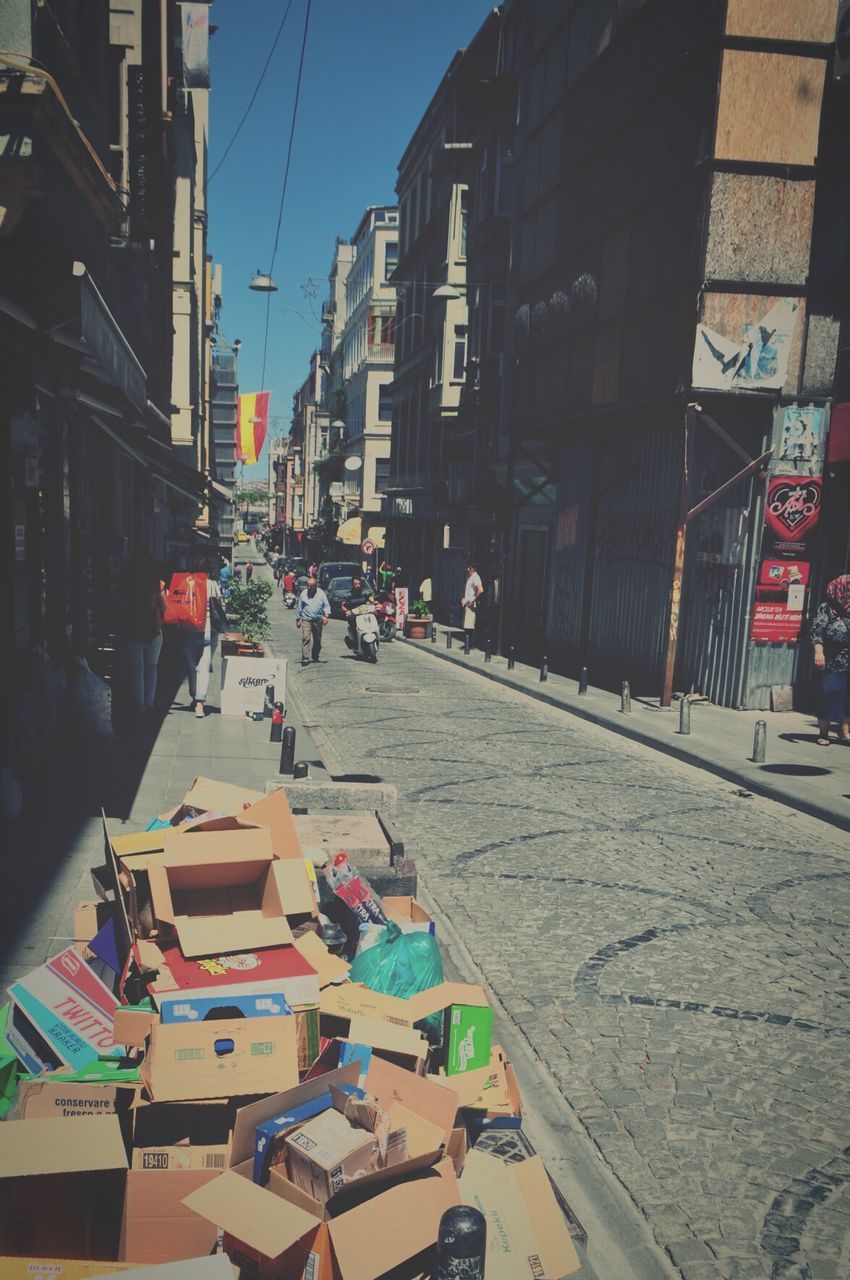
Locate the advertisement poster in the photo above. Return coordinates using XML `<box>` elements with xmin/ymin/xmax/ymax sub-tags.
<box><xmin>750</xmin><ymin>561</ymin><xmax>810</xmax><ymax>643</ymax></box>
<box><xmin>777</xmin><ymin>404</ymin><xmax>825</xmax><ymax>471</ymax></box>
<box><xmin>762</xmin><ymin>474</ymin><xmax>822</xmax><ymax>559</ymax></box>
<box><xmin>394</xmin><ymin>587</ymin><xmax>409</xmax><ymax>629</ymax></box>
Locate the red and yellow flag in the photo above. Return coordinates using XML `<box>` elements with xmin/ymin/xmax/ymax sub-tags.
<box><xmin>236</xmin><ymin>391</ymin><xmax>270</xmax><ymax>464</ymax></box>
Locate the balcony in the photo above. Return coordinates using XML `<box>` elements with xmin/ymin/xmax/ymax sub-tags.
<box><xmin>367</xmin><ymin>343</ymin><xmax>394</xmax><ymax>364</ymax></box>
<box><xmin>322</xmin><ymin>301</ymin><xmax>335</xmax><ymax>324</ymax></box>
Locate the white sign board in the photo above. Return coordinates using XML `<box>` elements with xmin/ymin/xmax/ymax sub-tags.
<box><xmin>220</xmin><ymin>656</ymin><xmax>287</xmax><ymax>717</ymax></box>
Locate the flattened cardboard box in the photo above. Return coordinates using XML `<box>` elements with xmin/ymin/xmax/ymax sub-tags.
<box><xmin>16</xmin><ymin>1076</ymin><xmax>142</xmax><ymax>1120</ymax></box>
<box><xmin>182</xmin><ymin>776</ymin><xmax>264</xmax><ymax>815</ymax></box>
<box><xmin>148</xmin><ymin>828</ymin><xmax>294</xmax><ymax>957</ymax></box>
<box><xmin>141</xmin><ymin>1014</ymin><xmax>299</xmax><ymax>1102</ymax></box>
<box><xmin>0</xmin><ymin>1262</ymin><xmax>139</xmax><ymax>1279</ymax></box>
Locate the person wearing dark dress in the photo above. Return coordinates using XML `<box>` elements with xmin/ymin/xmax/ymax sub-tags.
<box><xmin>810</xmin><ymin>574</ymin><xmax>850</xmax><ymax>745</ymax></box>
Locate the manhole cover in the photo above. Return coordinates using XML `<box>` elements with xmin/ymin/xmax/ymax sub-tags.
<box><xmin>363</xmin><ymin>686</ymin><xmax>421</xmax><ymax>694</ymax></box>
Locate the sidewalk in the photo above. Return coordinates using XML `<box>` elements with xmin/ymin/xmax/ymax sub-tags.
<box><xmin>405</xmin><ymin>631</ymin><xmax>850</xmax><ymax>834</ymax></box>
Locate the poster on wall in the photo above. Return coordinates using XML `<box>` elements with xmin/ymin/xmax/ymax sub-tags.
<box><xmin>692</xmin><ymin>298</ymin><xmax>800</xmax><ymax>392</ymax></box>
<box><xmin>750</xmin><ymin>561</ymin><xmax>810</xmax><ymax>643</ymax></box>
<box><xmin>394</xmin><ymin>587</ymin><xmax>409</xmax><ymax>629</ymax></box>
<box><xmin>762</xmin><ymin>474</ymin><xmax>822</xmax><ymax>560</ymax></box>
<box><xmin>777</xmin><ymin>404</ymin><xmax>825</xmax><ymax>472</ymax></box>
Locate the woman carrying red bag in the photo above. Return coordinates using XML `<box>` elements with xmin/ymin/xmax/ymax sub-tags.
<box><xmin>166</xmin><ymin>560</ymin><xmax>227</xmax><ymax>718</ymax></box>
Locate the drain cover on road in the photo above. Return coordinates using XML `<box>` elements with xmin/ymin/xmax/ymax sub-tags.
<box><xmin>363</xmin><ymin>686</ymin><xmax>421</xmax><ymax>694</ymax></box>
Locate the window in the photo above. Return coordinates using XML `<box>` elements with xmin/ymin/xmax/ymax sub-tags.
<box><xmin>374</xmin><ymin>458</ymin><xmax>391</xmax><ymax>494</ymax></box>
<box><xmin>458</xmin><ymin>189</ymin><xmax>469</xmax><ymax>258</ymax></box>
<box><xmin>452</xmin><ymin>325</ymin><xmax>468</xmax><ymax>380</ymax></box>
<box><xmin>495</xmin><ymin>142</ymin><xmax>514</xmax><ymax>215</ymax></box>
<box><xmin>433</xmin><ymin>332</ymin><xmax>443</xmax><ymax>386</ymax></box>
<box><xmin>378</xmin><ymin>385</ymin><xmax>392</xmax><ymax>421</ymax></box>
<box><xmin>384</xmin><ymin>241</ymin><xmax>398</xmax><ymax>281</ymax></box>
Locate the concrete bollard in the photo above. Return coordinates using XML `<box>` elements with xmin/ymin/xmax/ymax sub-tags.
<box><xmin>752</xmin><ymin>720</ymin><xmax>767</xmax><ymax>763</ymax></box>
<box><xmin>270</xmin><ymin>701</ymin><xmax>285</xmax><ymax>743</ymax></box>
<box><xmin>540</xmin><ymin>656</ymin><xmax>548</xmax><ymax>683</ymax></box>
<box><xmin>678</xmin><ymin>697</ymin><xmax>691</xmax><ymax>735</ymax></box>
<box><xmin>279</xmin><ymin>725</ymin><xmax>296</xmax><ymax>775</ymax></box>
<box><xmin>578</xmin><ymin>666</ymin><xmax>588</xmax><ymax>695</ymax></box>
<box><xmin>437</xmin><ymin>1205</ymin><xmax>486</xmax><ymax>1280</ymax></box>
<box><xmin>621</xmin><ymin>680</ymin><xmax>631</xmax><ymax>713</ymax></box>
<box><xmin>507</xmin><ymin>646</ymin><xmax>515</xmax><ymax>670</ymax></box>
<box><xmin>293</xmin><ymin>760</ymin><xmax>309</xmax><ymax>779</ymax></box>
<box><xmin>446</xmin><ymin>630</ymin><xmax>452</xmax><ymax>649</ymax></box>
<box><xmin>484</xmin><ymin>636</ymin><xmax>492</xmax><ymax>663</ymax></box>
<box><xmin>464</xmin><ymin>632</ymin><xmax>472</xmax><ymax>655</ymax></box>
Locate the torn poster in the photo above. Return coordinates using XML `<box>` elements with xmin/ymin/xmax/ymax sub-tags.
<box><xmin>692</xmin><ymin>298</ymin><xmax>799</xmax><ymax>392</ymax></box>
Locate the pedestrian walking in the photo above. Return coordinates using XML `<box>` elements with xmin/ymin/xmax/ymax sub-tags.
<box><xmin>282</xmin><ymin>568</ymin><xmax>296</xmax><ymax>594</ymax></box>
<box><xmin>295</xmin><ymin>575</ymin><xmax>331</xmax><ymax>665</ymax></box>
<box><xmin>245</xmin><ymin>560</ymin><xmax>254</xmax><ymax>582</ymax></box>
<box><xmin>460</xmin><ymin>560</ymin><xmax>484</xmax><ymax>649</ymax></box>
<box><xmin>180</xmin><ymin>560</ymin><xmax>228</xmax><ymax>718</ymax></box>
<box><xmin>219</xmin><ymin>559</ymin><xmax>232</xmax><ymax>600</ymax></box>
<box><xmin>124</xmin><ymin>552</ymin><xmax>166</xmax><ymax>718</ymax></box>
<box><xmin>811</xmin><ymin>574</ymin><xmax>850</xmax><ymax>745</ymax></box>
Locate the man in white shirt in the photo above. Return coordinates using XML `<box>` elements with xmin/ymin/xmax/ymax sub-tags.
<box><xmin>461</xmin><ymin>561</ymin><xmax>484</xmax><ymax>647</ymax></box>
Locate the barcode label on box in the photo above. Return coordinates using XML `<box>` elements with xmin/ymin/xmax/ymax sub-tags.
<box><xmin>203</xmin><ymin>1152</ymin><xmax>227</xmax><ymax>1169</ymax></box>
<box><xmin>251</xmin><ymin>1041</ymin><xmax>273</xmax><ymax>1056</ymax></box>
<box><xmin>304</xmin><ymin>1253</ymin><xmax>319</xmax><ymax>1280</ymax></box>
<box><xmin>175</xmin><ymin>1047</ymin><xmax>204</xmax><ymax>1060</ymax></box>
<box><xmin>142</xmin><ymin>1152</ymin><xmax>170</xmax><ymax>1170</ymax></box>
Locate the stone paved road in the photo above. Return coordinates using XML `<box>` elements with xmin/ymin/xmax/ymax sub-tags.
<box><xmin>283</xmin><ymin>617</ymin><xmax>850</xmax><ymax>1280</ymax></box>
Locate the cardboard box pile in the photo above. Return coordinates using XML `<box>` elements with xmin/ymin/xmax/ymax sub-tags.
<box><xmin>0</xmin><ymin>776</ymin><xmax>581</xmax><ymax>1278</ymax></box>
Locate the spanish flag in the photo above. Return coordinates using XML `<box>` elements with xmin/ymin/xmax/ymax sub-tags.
<box><xmin>236</xmin><ymin>391</ymin><xmax>270</xmax><ymax>465</ymax></box>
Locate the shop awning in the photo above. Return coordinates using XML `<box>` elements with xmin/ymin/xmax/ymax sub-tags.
<box><xmin>336</xmin><ymin>516</ymin><xmax>363</xmax><ymax>545</ymax></box>
<box><xmin>90</xmin><ymin>414</ymin><xmax>208</xmax><ymax>505</ymax></box>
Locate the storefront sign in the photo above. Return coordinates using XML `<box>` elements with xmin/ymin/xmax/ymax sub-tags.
<box><xmin>750</xmin><ymin>560</ymin><xmax>810</xmax><ymax>643</ymax></box>
<box><xmin>395</xmin><ymin>587</ymin><xmax>409</xmax><ymax>628</ymax></box>
<box><xmin>763</xmin><ymin>474</ymin><xmax>822</xmax><ymax>559</ymax></box>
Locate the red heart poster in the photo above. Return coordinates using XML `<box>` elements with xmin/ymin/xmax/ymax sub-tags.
<box><xmin>762</xmin><ymin>475</ymin><xmax>822</xmax><ymax>559</ymax></box>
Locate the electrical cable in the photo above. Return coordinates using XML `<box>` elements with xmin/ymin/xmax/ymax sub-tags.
<box><xmin>207</xmin><ymin>0</ymin><xmax>296</xmax><ymax>186</ymax></box>
<box><xmin>260</xmin><ymin>0</ymin><xmax>312</xmax><ymax>390</ymax></box>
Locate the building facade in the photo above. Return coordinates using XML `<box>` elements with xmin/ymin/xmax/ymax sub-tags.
<box><xmin>498</xmin><ymin>0</ymin><xmax>847</xmax><ymax>709</ymax></box>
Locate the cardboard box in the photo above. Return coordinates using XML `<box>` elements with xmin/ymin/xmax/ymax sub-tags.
<box><xmin>433</xmin><ymin>1044</ymin><xmax>523</xmax><ymax>1131</ymax></box>
<box><xmin>291</xmin><ymin>931</ymin><xmax>349</xmax><ymax>988</ymax></box>
<box><xmin>345</xmin><ymin>1016</ymin><xmax>428</xmax><ymax>1074</ymax></box>
<box><xmin>6</xmin><ymin>948</ymin><xmax>125</xmax><ymax>1075</ymax></box>
<box><xmin>74</xmin><ymin>901</ymin><xmax>114</xmax><ymax>959</ymax></box>
<box><xmin>319</xmin><ymin>983</ymin><xmax>413</xmax><ymax>1030</ymax></box>
<box><xmin>241</xmin><ymin>787</ymin><xmax>304</xmax><ymax>863</ymax></box>
<box><xmin>0</xmin><ymin>1262</ymin><xmax>139</xmax><ymax>1279</ymax></box>
<box><xmin>148</xmin><ymin>828</ymin><xmax>294</xmax><ymax>957</ymax></box>
<box><xmin>284</xmin><ymin>1103</ymin><xmax>400</xmax><ymax>1205</ymax></box>
<box><xmin>119</xmin><ymin>1102</ymin><xmax>233</xmax><ymax>1263</ymax></box>
<box><xmin>139</xmin><ymin>941</ymin><xmax>320</xmax><ymax>1016</ymax></box>
<box><xmin>459</xmin><ymin>1149</ymin><xmax>581</xmax><ymax>1278</ymax></box>
<box><xmin>0</xmin><ymin>1116</ymin><xmax>128</xmax><ymax>1261</ymax></box>
<box><xmin>182</xmin><ymin>777</ymin><xmax>264</xmax><ymax>815</ymax></box>
<box><xmin>409</xmin><ymin>982</ymin><xmax>492</xmax><ymax>1076</ymax></box>
<box><xmin>183</xmin><ymin>1157</ymin><xmax>460</xmax><ymax>1280</ymax></box>
<box><xmin>141</xmin><ymin>1014</ymin><xmax>299</xmax><ymax>1102</ymax></box>
<box><xmin>16</xmin><ymin>1077</ymin><xmax>141</xmax><ymax>1120</ymax></box>
<box><xmin>382</xmin><ymin>897</ymin><xmax>435</xmax><ymax>935</ymax></box>
<box><xmin>253</xmin><ymin>1083</ymin><xmax>365</xmax><ymax>1186</ymax></box>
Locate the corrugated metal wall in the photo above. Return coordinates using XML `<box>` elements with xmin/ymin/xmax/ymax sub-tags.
<box><xmin>548</xmin><ymin>414</ymin><xmax>681</xmax><ymax>694</ymax></box>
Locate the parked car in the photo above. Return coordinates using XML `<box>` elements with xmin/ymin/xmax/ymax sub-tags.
<box><xmin>235</xmin><ymin>530</ymin><xmax>251</xmax><ymax>543</ymax></box>
<box><xmin>326</xmin><ymin>576</ymin><xmax>356</xmax><ymax>619</ymax></box>
<box><xmin>318</xmin><ymin>561</ymin><xmax>361</xmax><ymax>590</ymax></box>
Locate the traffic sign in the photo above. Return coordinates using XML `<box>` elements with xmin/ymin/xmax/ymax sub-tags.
<box><xmin>361</xmin><ymin>538</ymin><xmax>376</xmax><ymax>556</ymax></box>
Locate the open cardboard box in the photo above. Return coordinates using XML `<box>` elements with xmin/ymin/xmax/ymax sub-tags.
<box><xmin>381</xmin><ymin>897</ymin><xmax>434</xmax><ymax>935</ymax></box>
<box><xmin>16</xmin><ymin>1075</ymin><xmax>142</xmax><ymax>1121</ymax></box>
<box><xmin>119</xmin><ymin>1101</ymin><xmax>233</xmax><ymax>1264</ymax></box>
<box><xmin>408</xmin><ymin>982</ymin><xmax>493</xmax><ymax>1076</ymax></box>
<box><xmin>184</xmin><ymin>1059</ymin><xmax>460</xmax><ymax>1279</ymax></box>
<box><xmin>0</xmin><ymin>1116</ymin><xmax>128</xmax><ymax>1261</ymax></box>
<box><xmin>140</xmin><ymin>1013</ymin><xmax>299</xmax><ymax>1102</ymax></box>
<box><xmin>182</xmin><ymin>777</ymin><xmax>264</xmax><ymax>815</ymax></box>
<box><xmin>0</xmin><ymin>1261</ymin><xmax>139</xmax><ymax>1279</ymax></box>
<box><xmin>148</xmin><ymin>828</ymin><xmax>293</xmax><ymax>957</ymax></box>
<box><xmin>459</xmin><ymin>1148</ymin><xmax>581</xmax><ymax>1278</ymax></box>
<box><xmin>433</xmin><ymin>1044</ymin><xmax>523</xmax><ymax>1132</ymax></box>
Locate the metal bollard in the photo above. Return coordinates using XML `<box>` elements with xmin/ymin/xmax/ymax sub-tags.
<box><xmin>293</xmin><ymin>760</ymin><xmax>309</xmax><ymax>779</ymax></box>
<box><xmin>678</xmin><ymin>697</ymin><xmax>691</xmax><ymax>735</ymax></box>
<box><xmin>437</xmin><ymin>1205</ymin><xmax>486</xmax><ymax>1280</ymax></box>
<box><xmin>578</xmin><ymin>665</ymin><xmax>588</xmax><ymax>695</ymax></box>
<box><xmin>752</xmin><ymin>720</ymin><xmax>767</xmax><ymax>763</ymax></box>
<box><xmin>621</xmin><ymin>680</ymin><xmax>631</xmax><ymax>713</ymax></box>
<box><xmin>431</xmin><ymin>624</ymin><xmax>437</xmax><ymax>643</ymax></box>
<box><xmin>446</xmin><ymin>630</ymin><xmax>452</xmax><ymax>649</ymax></box>
<box><xmin>270</xmin><ymin>701</ymin><xmax>285</xmax><ymax>743</ymax></box>
<box><xmin>484</xmin><ymin>636</ymin><xmax>492</xmax><ymax>663</ymax></box>
<box><xmin>540</xmin><ymin>656</ymin><xmax>548</xmax><ymax>682</ymax></box>
<box><xmin>464</xmin><ymin>632</ymin><xmax>472</xmax><ymax>655</ymax></box>
<box><xmin>264</xmin><ymin>684</ymin><xmax>275</xmax><ymax>718</ymax></box>
<box><xmin>507</xmin><ymin>646</ymin><xmax>515</xmax><ymax>670</ymax></box>
<box><xmin>279</xmin><ymin>725</ymin><xmax>296</xmax><ymax>775</ymax></box>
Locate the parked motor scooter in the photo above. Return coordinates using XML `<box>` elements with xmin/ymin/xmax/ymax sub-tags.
<box><xmin>373</xmin><ymin>591</ymin><xmax>397</xmax><ymax>642</ymax></box>
<box><xmin>344</xmin><ymin>603</ymin><xmax>380</xmax><ymax>663</ymax></box>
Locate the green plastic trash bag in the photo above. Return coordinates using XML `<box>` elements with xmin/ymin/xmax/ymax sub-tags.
<box><xmin>349</xmin><ymin>921</ymin><xmax>444</xmax><ymax>1024</ymax></box>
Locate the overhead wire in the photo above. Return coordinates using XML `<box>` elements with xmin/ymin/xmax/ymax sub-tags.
<box><xmin>260</xmin><ymin>0</ymin><xmax>312</xmax><ymax>390</ymax></box>
<box><xmin>207</xmin><ymin>0</ymin><xmax>296</xmax><ymax>186</ymax></box>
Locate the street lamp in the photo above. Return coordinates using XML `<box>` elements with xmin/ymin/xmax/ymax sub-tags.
<box><xmin>432</xmin><ymin>282</ymin><xmax>464</xmax><ymax>301</ymax></box>
<box><xmin>249</xmin><ymin>270</ymin><xmax>278</xmax><ymax>292</ymax></box>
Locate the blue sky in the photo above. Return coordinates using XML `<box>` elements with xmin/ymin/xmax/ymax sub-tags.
<box><xmin>208</xmin><ymin>0</ymin><xmax>496</xmax><ymax>477</ymax></box>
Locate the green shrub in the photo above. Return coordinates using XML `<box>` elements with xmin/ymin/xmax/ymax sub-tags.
<box><xmin>226</xmin><ymin>579</ymin><xmax>273</xmax><ymax>645</ymax></box>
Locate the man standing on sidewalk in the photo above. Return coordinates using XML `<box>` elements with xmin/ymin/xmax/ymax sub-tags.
<box><xmin>295</xmin><ymin>575</ymin><xmax>331</xmax><ymax>665</ymax></box>
<box><xmin>461</xmin><ymin>560</ymin><xmax>484</xmax><ymax>649</ymax></box>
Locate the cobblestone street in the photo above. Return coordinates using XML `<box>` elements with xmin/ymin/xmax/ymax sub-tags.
<box><xmin>284</xmin><ymin>618</ymin><xmax>850</xmax><ymax>1280</ymax></box>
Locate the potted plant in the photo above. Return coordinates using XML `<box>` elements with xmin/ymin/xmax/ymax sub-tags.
<box><xmin>224</xmin><ymin>580</ymin><xmax>272</xmax><ymax>655</ymax></box>
<box><xmin>404</xmin><ymin>597</ymin><xmax>433</xmax><ymax>640</ymax></box>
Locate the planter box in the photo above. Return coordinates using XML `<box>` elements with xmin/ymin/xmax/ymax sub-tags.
<box><xmin>404</xmin><ymin>617</ymin><xmax>433</xmax><ymax>640</ymax></box>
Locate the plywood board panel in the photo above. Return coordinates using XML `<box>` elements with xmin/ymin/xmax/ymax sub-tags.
<box><xmin>725</xmin><ymin>0</ymin><xmax>835</xmax><ymax>44</ymax></box>
<box><xmin>705</xmin><ymin>173</ymin><xmax>815</xmax><ymax>285</ymax></box>
<box><xmin>715</xmin><ymin>51</ymin><xmax>826</xmax><ymax>166</ymax></box>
